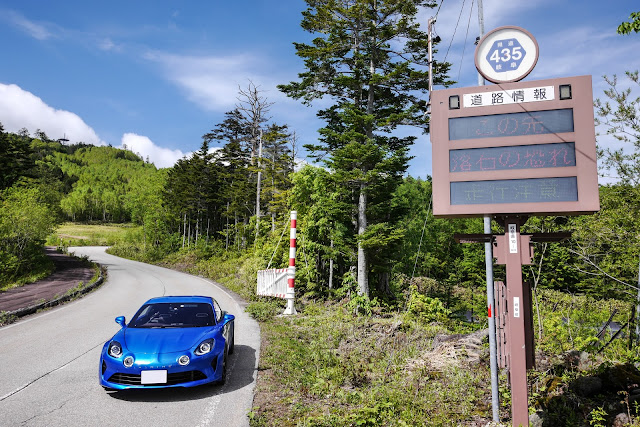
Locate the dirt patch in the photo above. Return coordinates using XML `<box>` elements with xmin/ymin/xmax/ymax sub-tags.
<box><xmin>406</xmin><ymin>329</ymin><xmax>488</xmax><ymax>373</ymax></box>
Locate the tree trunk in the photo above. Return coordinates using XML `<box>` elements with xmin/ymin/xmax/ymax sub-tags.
<box><xmin>357</xmin><ymin>184</ymin><xmax>368</xmax><ymax>296</ymax></box>
<box><xmin>225</xmin><ymin>202</ymin><xmax>230</xmax><ymax>251</ymax></box>
<box><xmin>255</xmin><ymin>129</ymin><xmax>263</xmax><ymax>240</ymax></box>
<box><xmin>182</xmin><ymin>212</ymin><xmax>187</xmax><ymax>248</ymax></box>
<box><xmin>329</xmin><ymin>239</ymin><xmax>334</xmax><ymax>290</ymax></box>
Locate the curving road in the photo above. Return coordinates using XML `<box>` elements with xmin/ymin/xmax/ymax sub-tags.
<box><xmin>0</xmin><ymin>247</ymin><xmax>260</xmax><ymax>427</ymax></box>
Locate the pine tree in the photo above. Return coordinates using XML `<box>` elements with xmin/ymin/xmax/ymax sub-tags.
<box><xmin>279</xmin><ymin>0</ymin><xmax>451</xmax><ymax>296</ymax></box>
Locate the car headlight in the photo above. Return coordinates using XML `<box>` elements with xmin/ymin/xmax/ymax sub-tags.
<box><xmin>178</xmin><ymin>355</ymin><xmax>190</xmax><ymax>366</ymax></box>
<box><xmin>108</xmin><ymin>341</ymin><xmax>123</xmax><ymax>358</ymax></box>
<box><xmin>194</xmin><ymin>339</ymin><xmax>214</xmax><ymax>356</ymax></box>
<box><xmin>123</xmin><ymin>356</ymin><xmax>134</xmax><ymax>367</ymax></box>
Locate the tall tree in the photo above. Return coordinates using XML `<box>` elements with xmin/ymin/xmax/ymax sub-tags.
<box><xmin>204</xmin><ymin>109</ymin><xmax>254</xmax><ymax>249</ymax></box>
<box><xmin>0</xmin><ymin>123</ymin><xmax>35</xmax><ymax>190</ymax></box>
<box><xmin>279</xmin><ymin>0</ymin><xmax>451</xmax><ymax>297</ymax></box>
<box><xmin>595</xmin><ymin>71</ymin><xmax>640</xmax><ymax>184</ymax></box>
<box><xmin>235</xmin><ymin>82</ymin><xmax>274</xmax><ymax>239</ymax></box>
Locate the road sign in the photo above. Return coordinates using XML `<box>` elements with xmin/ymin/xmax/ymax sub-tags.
<box><xmin>430</xmin><ymin>75</ymin><xmax>600</xmax><ymax>218</ymax></box>
<box><xmin>475</xmin><ymin>26</ymin><xmax>539</xmax><ymax>84</ymax></box>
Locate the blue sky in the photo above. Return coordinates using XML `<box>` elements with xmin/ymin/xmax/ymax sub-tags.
<box><xmin>0</xmin><ymin>0</ymin><xmax>639</xmax><ymax>178</ymax></box>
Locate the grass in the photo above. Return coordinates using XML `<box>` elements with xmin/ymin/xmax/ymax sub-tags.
<box><xmin>250</xmin><ymin>301</ymin><xmax>492</xmax><ymax>426</ymax></box>
<box><xmin>47</xmin><ymin>222</ymin><xmax>141</xmax><ymax>247</ymax></box>
<box><xmin>0</xmin><ymin>250</ymin><xmax>55</xmax><ymax>292</ymax></box>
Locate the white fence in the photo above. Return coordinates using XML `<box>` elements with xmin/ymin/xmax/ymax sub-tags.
<box><xmin>256</xmin><ymin>268</ymin><xmax>289</xmax><ymax>299</ymax></box>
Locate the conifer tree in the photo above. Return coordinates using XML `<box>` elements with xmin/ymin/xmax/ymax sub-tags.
<box><xmin>279</xmin><ymin>0</ymin><xmax>451</xmax><ymax>296</ymax></box>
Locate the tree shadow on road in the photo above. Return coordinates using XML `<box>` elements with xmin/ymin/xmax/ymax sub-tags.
<box><xmin>106</xmin><ymin>344</ymin><xmax>256</xmax><ymax>402</ymax></box>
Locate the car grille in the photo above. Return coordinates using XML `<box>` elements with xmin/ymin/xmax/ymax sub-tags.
<box><xmin>108</xmin><ymin>370</ymin><xmax>207</xmax><ymax>386</ymax></box>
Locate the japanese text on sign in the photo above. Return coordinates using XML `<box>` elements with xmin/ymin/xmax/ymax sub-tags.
<box><xmin>513</xmin><ymin>297</ymin><xmax>521</xmax><ymax>318</ymax></box>
<box><xmin>449</xmin><ymin>142</ymin><xmax>576</xmax><ymax>173</ymax></box>
<box><xmin>450</xmin><ymin>177</ymin><xmax>578</xmax><ymax>205</ymax></box>
<box><xmin>463</xmin><ymin>86</ymin><xmax>554</xmax><ymax>108</ymax></box>
<box><xmin>508</xmin><ymin>224</ymin><xmax>518</xmax><ymax>253</ymax></box>
<box><xmin>449</xmin><ymin>109</ymin><xmax>574</xmax><ymax>141</ymax></box>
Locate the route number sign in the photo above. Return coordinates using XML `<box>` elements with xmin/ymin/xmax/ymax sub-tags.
<box><xmin>475</xmin><ymin>26</ymin><xmax>539</xmax><ymax>84</ymax></box>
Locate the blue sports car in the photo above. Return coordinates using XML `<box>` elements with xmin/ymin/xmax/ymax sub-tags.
<box><xmin>100</xmin><ymin>295</ymin><xmax>235</xmax><ymax>390</ymax></box>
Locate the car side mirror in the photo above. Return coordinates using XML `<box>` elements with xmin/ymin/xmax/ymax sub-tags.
<box><xmin>222</xmin><ymin>313</ymin><xmax>234</xmax><ymax>324</ymax></box>
<box><xmin>115</xmin><ymin>316</ymin><xmax>126</xmax><ymax>328</ymax></box>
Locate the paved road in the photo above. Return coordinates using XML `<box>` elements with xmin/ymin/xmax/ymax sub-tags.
<box><xmin>0</xmin><ymin>247</ymin><xmax>260</xmax><ymax>427</ymax></box>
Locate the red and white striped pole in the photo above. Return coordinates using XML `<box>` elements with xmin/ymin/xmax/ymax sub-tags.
<box><xmin>283</xmin><ymin>211</ymin><xmax>297</xmax><ymax>315</ymax></box>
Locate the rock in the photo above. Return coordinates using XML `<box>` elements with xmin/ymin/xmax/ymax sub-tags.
<box><xmin>564</xmin><ymin>350</ymin><xmax>590</xmax><ymax>371</ymax></box>
<box><xmin>529</xmin><ymin>411</ymin><xmax>545</xmax><ymax>427</ymax></box>
<box><xmin>612</xmin><ymin>412</ymin><xmax>630</xmax><ymax>427</ymax></box>
<box><xmin>598</xmin><ymin>363</ymin><xmax>640</xmax><ymax>392</ymax></box>
<box><xmin>571</xmin><ymin>376</ymin><xmax>602</xmax><ymax>397</ymax></box>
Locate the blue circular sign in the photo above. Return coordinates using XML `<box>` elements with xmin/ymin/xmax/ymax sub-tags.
<box><xmin>475</xmin><ymin>26</ymin><xmax>539</xmax><ymax>84</ymax></box>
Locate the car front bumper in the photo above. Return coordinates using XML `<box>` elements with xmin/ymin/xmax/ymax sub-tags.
<box><xmin>99</xmin><ymin>345</ymin><xmax>225</xmax><ymax>390</ymax></box>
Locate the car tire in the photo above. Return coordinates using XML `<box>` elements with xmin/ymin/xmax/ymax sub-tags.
<box><xmin>228</xmin><ymin>323</ymin><xmax>235</xmax><ymax>355</ymax></box>
<box><xmin>218</xmin><ymin>346</ymin><xmax>228</xmax><ymax>385</ymax></box>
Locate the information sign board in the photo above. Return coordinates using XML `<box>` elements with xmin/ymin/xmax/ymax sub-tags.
<box><xmin>430</xmin><ymin>75</ymin><xmax>599</xmax><ymax>217</ymax></box>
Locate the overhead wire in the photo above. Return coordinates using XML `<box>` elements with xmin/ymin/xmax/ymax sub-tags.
<box><xmin>457</xmin><ymin>0</ymin><xmax>476</xmax><ymax>82</ymax></box>
<box><xmin>434</xmin><ymin>0</ymin><xmax>446</xmax><ymax>20</ymax></box>
<box><xmin>410</xmin><ymin>196</ymin><xmax>433</xmax><ymax>282</ymax></box>
<box><xmin>442</xmin><ymin>0</ymin><xmax>467</xmax><ymax>64</ymax></box>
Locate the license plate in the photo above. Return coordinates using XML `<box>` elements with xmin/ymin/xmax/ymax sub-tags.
<box><xmin>141</xmin><ymin>370</ymin><xmax>167</xmax><ymax>384</ymax></box>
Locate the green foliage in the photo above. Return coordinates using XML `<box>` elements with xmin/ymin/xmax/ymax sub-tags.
<box><xmin>618</xmin><ymin>12</ymin><xmax>640</xmax><ymax>35</ymax></box>
<box><xmin>589</xmin><ymin>406</ymin><xmax>608</xmax><ymax>426</ymax></box>
<box><xmin>595</xmin><ymin>71</ymin><xmax>640</xmax><ymax>184</ymax></box>
<box><xmin>405</xmin><ymin>285</ymin><xmax>451</xmax><ymax>323</ymax></box>
<box><xmin>55</xmin><ymin>145</ymin><xmax>160</xmax><ymax>222</ymax></box>
<box><xmin>252</xmin><ymin>300</ymin><xmax>490</xmax><ymax>426</ymax></box>
<box><xmin>49</xmin><ymin>222</ymin><xmax>141</xmax><ymax>246</ymax></box>
<box><xmin>534</xmin><ymin>289</ymin><xmax>637</xmax><ymax>362</ymax></box>
<box><xmin>569</xmin><ymin>184</ymin><xmax>640</xmax><ymax>299</ymax></box>
<box><xmin>0</xmin><ymin>186</ymin><xmax>58</xmax><ymax>285</ymax></box>
<box><xmin>280</xmin><ymin>0</ymin><xmax>452</xmax><ymax>297</ymax></box>
<box><xmin>0</xmin><ymin>123</ymin><xmax>36</xmax><ymax>190</ymax></box>
<box><xmin>246</xmin><ymin>300</ymin><xmax>283</xmax><ymax>322</ymax></box>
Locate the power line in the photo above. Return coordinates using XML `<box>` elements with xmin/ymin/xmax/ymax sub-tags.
<box><xmin>442</xmin><ymin>0</ymin><xmax>467</xmax><ymax>64</ymax></box>
<box><xmin>457</xmin><ymin>0</ymin><xmax>476</xmax><ymax>82</ymax></box>
<box><xmin>434</xmin><ymin>0</ymin><xmax>446</xmax><ymax>20</ymax></box>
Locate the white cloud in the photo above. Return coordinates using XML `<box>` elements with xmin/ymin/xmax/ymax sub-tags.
<box><xmin>0</xmin><ymin>83</ymin><xmax>195</xmax><ymax>169</ymax></box>
<box><xmin>98</xmin><ymin>38</ymin><xmax>123</xmax><ymax>52</ymax></box>
<box><xmin>7</xmin><ymin>11</ymin><xmax>54</xmax><ymax>40</ymax></box>
<box><xmin>144</xmin><ymin>51</ymin><xmax>278</xmax><ymax>111</ymax></box>
<box><xmin>0</xmin><ymin>83</ymin><xmax>104</xmax><ymax>145</ymax></box>
<box><xmin>120</xmin><ymin>133</ymin><xmax>186</xmax><ymax>168</ymax></box>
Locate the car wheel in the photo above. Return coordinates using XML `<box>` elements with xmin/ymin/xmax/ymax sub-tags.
<box><xmin>218</xmin><ymin>346</ymin><xmax>228</xmax><ymax>385</ymax></box>
<box><xmin>228</xmin><ymin>323</ymin><xmax>235</xmax><ymax>355</ymax></box>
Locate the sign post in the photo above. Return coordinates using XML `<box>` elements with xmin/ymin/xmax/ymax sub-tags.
<box><xmin>430</xmin><ymin>26</ymin><xmax>600</xmax><ymax>427</ymax></box>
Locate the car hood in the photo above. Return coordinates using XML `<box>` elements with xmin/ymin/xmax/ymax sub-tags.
<box><xmin>123</xmin><ymin>327</ymin><xmax>210</xmax><ymax>353</ymax></box>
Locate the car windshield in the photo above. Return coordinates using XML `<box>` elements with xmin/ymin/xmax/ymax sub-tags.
<box><xmin>128</xmin><ymin>302</ymin><xmax>215</xmax><ymax>328</ymax></box>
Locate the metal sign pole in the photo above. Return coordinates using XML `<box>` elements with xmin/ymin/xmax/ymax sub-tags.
<box><xmin>501</xmin><ymin>219</ymin><xmax>530</xmax><ymax>426</ymax></box>
<box><xmin>476</xmin><ymin>0</ymin><xmax>500</xmax><ymax>422</ymax></box>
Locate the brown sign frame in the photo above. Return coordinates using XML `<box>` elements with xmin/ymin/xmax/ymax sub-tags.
<box><xmin>430</xmin><ymin>75</ymin><xmax>600</xmax><ymax>217</ymax></box>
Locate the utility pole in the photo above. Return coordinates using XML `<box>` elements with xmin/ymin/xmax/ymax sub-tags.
<box><xmin>476</xmin><ymin>0</ymin><xmax>500</xmax><ymax>422</ymax></box>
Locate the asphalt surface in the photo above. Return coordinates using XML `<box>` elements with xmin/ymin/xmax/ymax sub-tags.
<box><xmin>0</xmin><ymin>247</ymin><xmax>260</xmax><ymax>427</ymax></box>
